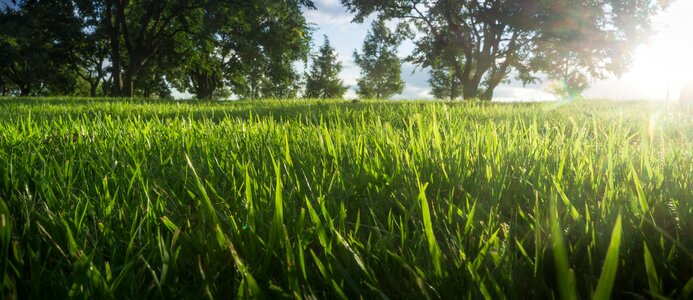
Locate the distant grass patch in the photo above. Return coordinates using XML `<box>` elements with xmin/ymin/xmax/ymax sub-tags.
<box><xmin>1</xmin><ymin>97</ymin><xmax>693</xmax><ymax>298</ymax></box>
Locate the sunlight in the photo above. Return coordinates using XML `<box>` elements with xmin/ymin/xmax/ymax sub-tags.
<box><xmin>615</xmin><ymin>0</ymin><xmax>693</xmax><ymax>100</ymax></box>
<box><xmin>649</xmin><ymin>112</ymin><xmax>661</xmax><ymax>141</ymax></box>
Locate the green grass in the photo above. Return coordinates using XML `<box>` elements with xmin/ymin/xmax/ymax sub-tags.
<box><xmin>1</xmin><ymin>97</ymin><xmax>693</xmax><ymax>299</ymax></box>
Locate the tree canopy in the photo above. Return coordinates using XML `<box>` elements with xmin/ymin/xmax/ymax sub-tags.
<box><xmin>353</xmin><ymin>19</ymin><xmax>408</xmax><ymax>99</ymax></box>
<box><xmin>340</xmin><ymin>0</ymin><xmax>668</xmax><ymax>100</ymax></box>
<box><xmin>0</xmin><ymin>0</ymin><xmax>314</xmax><ymax>99</ymax></box>
<box><xmin>167</xmin><ymin>0</ymin><xmax>314</xmax><ymax>100</ymax></box>
<box><xmin>0</xmin><ymin>1</ymin><xmax>83</xmax><ymax>96</ymax></box>
<box><xmin>0</xmin><ymin>0</ymin><xmax>670</xmax><ymax>100</ymax></box>
<box><xmin>428</xmin><ymin>60</ymin><xmax>462</xmax><ymax>101</ymax></box>
<box><xmin>305</xmin><ymin>36</ymin><xmax>348</xmax><ymax>99</ymax></box>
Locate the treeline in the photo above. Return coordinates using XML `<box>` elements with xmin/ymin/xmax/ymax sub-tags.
<box><xmin>0</xmin><ymin>0</ymin><xmax>667</xmax><ymax>100</ymax></box>
<box><xmin>0</xmin><ymin>0</ymin><xmax>319</xmax><ymax>99</ymax></box>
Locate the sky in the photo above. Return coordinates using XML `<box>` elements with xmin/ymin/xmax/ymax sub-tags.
<box><xmin>306</xmin><ymin>0</ymin><xmax>693</xmax><ymax>101</ymax></box>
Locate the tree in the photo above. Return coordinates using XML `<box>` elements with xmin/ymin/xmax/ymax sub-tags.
<box><xmin>168</xmin><ymin>0</ymin><xmax>313</xmax><ymax>100</ymax></box>
<box><xmin>0</xmin><ymin>71</ymin><xmax>7</xmax><ymax>96</ymax></box>
<box><xmin>529</xmin><ymin>0</ymin><xmax>665</xmax><ymax>99</ymax></box>
<box><xmin>103</xmin><ymin>0</ymin><xmax>204</xmax><ymax>97</ymax></box>
<box><xmin>73</xmin><ymin>0</ymin><xmax>110</xmax><ymax>97</ymax></box>
<box><xmin>134</xmin><ymin>54</ymin><xmax>173</xmax><ymax>98</ymax></box>
<box><xmin>305</xmin><ymin>36</ymin><xmax>347</xmax><ymax>99</ymax></box>
<box><xmin>0</xmin><ymin>1</ymin><xmax>83</xmax><ymax>96</ymax></box>
<box><xmin>353</xmin><ymin>19</ymin><xmax>407</xmax><ymax>99</ymax></box>
<box><xmin>428</xmin><ymin>61</ymin><xmax>461</xmax><ymax>101</ymax></box>
<box><xmin>340</xmin><ymin>0</ymin><xmax>668</xmax><ymax>101</ymax></box>
<box><xmin>231</xmin><ymin>0</ymin><xmax>313</xmax><ymax>100</ymax></box>
<box><xmin>1</xmin><ymin>0</ymin><xmax>316</xmax><ymax>99</ymax></box>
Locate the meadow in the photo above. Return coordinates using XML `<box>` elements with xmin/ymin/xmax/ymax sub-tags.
<box><xmin>1</xmin><ymin>98</ymin><xmax>692</xmax><ymax>299</ymax></box>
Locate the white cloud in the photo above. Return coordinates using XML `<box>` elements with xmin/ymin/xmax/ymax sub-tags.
<box><xmin>304</xmin><ymin>0</ymin><xmax>354</xmax><ymax>26</ymax></box>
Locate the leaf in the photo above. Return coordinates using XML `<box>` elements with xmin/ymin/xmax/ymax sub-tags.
<box><xmin>681</xmin><ymin>276</ymin><xmax>693</xmax><ymax>300</ymax></box>
<box><xmin>160</xmin><ymin>216</ymin><xmax>177</xmax><ymax>232</ymax></box>
<box><xmin>419</xmin><ymin>182</ymin><xmax>443</xmax><ymax>277</ymax></box>
<box><xmin>0</xmin><ymin>198</ymin><xmax>11</xmax><ymax>276</ymax></box>
<box><xmin>62</xmin><ymin>220</ymin><xmax>79</xmax><ymax>257</ymax></box>
<box><xmin>630</xmin><ymin>167</ymin><xmax>650</xmax><ymax>215</ymax></box>
<box><xmin>593</xmin><ymin>215</ymin><xmax>622</xmax><ymax>300</ymax></box>
<box><xmin>550</xmin><ymin>193</ymin><xmax>577</xmax><ymax>300</ymax></box>
<box><xmin>643</xmin><ymin>242</ymin><xmax>661</xmax><ymax>295</ymax></box>
<box><xmin>185</xmin><ymin>154</ymin><xmax>218</xmax><ymax>226</ymax></box>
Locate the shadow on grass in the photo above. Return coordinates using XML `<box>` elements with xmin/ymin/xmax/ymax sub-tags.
<box><xmin>0</xmin><ymin>97</ymin><xmax>426</xmax><ymax>126</ymax></box>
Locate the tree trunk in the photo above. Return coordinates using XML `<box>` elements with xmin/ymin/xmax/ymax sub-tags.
<box><xmin>482</xmin><ymin>74</ymin><xmax>504</xmax><ymax>101</ymax></box>
<box><xmin>123</xmin><ymin>70</ymin><xmax>134</xmax><ymax>97</ymax></box>
<box><xmin>482</xmin><ymin>72</ymin><xmax>500</xmax><ymax>101</ymax></box>
<box><xmin>196</xmin><ymin>87</ymin><xmax>213</xmax><ymax>100</ymax></box>
<box><xmin>192</xmin><ymin>70</ymin><xmax>218</xmax><ymax>100</ymax></box>
<box><xmin>19</xmin><ymin>84</ymin><xmax>31</xmax><ymax>97</ymax></box>
<box><xmin>105</xmin><ymin>0</ymin><xmax>122</xmax><ymax>96</ymax></box>
<box><xmin>143</xmin><ymin>85</ymin><xmax>151</xmax><ymax>98</ymax></box>
<box><xmin>482</xmin><ymin>59</ymin><xmax>513</xmax><ymax>101</ymax></box>
<box><xmin>89</xmin><ymin>80</ymin><xmax>99</xmax><ymax>97</ymax></box>
<box><xmin>195</xmin><ymin>81</ymin><xmax>214</xmax><ymax>100</ymax></box>
<box><xmin>122</xmin><ymin>48</ymin><xmax>149</xmax><ymax>98</ymax></box>
<box><xmin>122</xmin><ymin>53</ymin><xmax>142</xmax><ymax>97</ymax></box>
<box><xmin>102</xmin><ymin>78</ymin><xmax>111</xmax><ymax>96</ymax></box>
<box><xmin>482</xmin><ymin>88</ymin><xmax>494</xmax><ymax>101</ymax></box>
<box><xmin>462</xmin><ymin>82</ymin><xmax>479</xmax><ymax>100</ymax></box>
<box><xmin>110</xmin><ymin>50</ymin><xmax>122</xmax><ymax>96</ymax></box>
<box><xmin>450</xmin><ymin>71</ymin><xmax>458</xmax><ymax>101</ymax></box>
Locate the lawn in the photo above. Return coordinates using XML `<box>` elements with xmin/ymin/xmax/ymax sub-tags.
<box><xmin>1</xmin><ymin>98</ymin><xmax>692</xmax><ymax>299</ymax></box>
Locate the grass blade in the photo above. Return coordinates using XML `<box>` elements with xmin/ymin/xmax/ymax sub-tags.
<box><xmin>593</xmin><ymin>215</ymin><xmax>622</xmax><ymax>300</ymax></box>
<box><xmin>643</xmin><ymin>242</ymin><xmax>661</xmax><ymax>296</ymax></box>
<box><xmin>419</xmin><ymin>182</ymin><xmax>443</xmax><ymax>278</ymax></box>
<box><xmin>551</xmin><ymin>193</ymin><xmax>577</xmax><ymax>300</ymax></box>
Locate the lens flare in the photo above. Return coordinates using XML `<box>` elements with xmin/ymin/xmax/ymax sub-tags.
<box><xmin>649</xmin><ymin>112</ymin><xmax>660</xmax><ymax>141</ymax></box>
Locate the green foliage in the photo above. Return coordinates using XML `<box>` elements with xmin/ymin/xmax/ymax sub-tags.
<box><xmin>593</xmin><ymin>216</ymin><xmax>622</xmax><ymax>300</ymax></box>
<box><xmin>428</xmin><ymin>61</ymin><xmax>462</xmax><ymax>101</ymax></box>
<box><xmin>531</xmin><ymin>0</ymin><xmax>667</xmax><ymax>98</ymax></box>
<box><xmin>71</xmin><ymin>0</ymin><xmax>110</xmax><ymax>97</ymax></box>
<box><xmin>353</xmin><ymin>19</ymin><xmax>407</xmax><ymax>99</ymax></box>
<box><xmin>0</xmin><ymin>198</ymin><xmax>11</xmax><ymax>295</ymax></box>
<box><xmin>168</xmin><ymin>0</ymin><xmax>313</xmax><ymax>100</ymax></box>
<box><xmin>305</xmin><ymin>36</ymin><xmax>348</xmax><ymax>99</ymax></box>
<box><xmin>1</xmin><ymin>0</ymin><xmax>314</xmax><ymax>99</ymax></box>
<box><xmin>341</xmin><ymin>0</ymin><xmax>668</xmax><ymax>100</ymax></box>
<box><xmin>1</xmin><ymin>98</ymin><xmax>693</xmax><ymax>298</ymax></box>
<box><xmin>550</xmin><ymin>193</ymin><xmax>578</xmax><ymax>300</ymax></box>
<box><xmin>0</xmin><ymin>1</ymin><xmax>83</xmax><ymax>96</ymax></box>
<box><xmin>547</xmin><ymin>73</ymin><xmax>589</xmax><ymax>100</ymax></box>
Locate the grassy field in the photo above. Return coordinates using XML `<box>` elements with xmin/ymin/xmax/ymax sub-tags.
<box><xmin>1</xmin><ymin>98</ymin><xmax>693</xmax><ymax>299</ymax></box>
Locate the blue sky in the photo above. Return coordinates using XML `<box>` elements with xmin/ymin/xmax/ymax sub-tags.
<box><xmin>306</xmin><ymin>0</ymin><xmax>693</xmax><ymax>101</ymax></box>
<box><xmin>303</xmin><ymin>0</ymin><xmax>438</xmax><ymax>100</ymax></box>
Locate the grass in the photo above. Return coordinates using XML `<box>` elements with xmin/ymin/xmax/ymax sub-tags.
<box><xmin>0</xmin><ymin>97</ymin><xmax>692</xmax><ymax>299</ymax></box>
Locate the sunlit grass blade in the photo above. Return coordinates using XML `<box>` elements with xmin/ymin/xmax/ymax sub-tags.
<box><xmin>0</xmin><ymin>198</ymin><xmax>11</xmax><ymax>284</ymax></box>
<box><xmin>418</xmin><ymin>182</ymin><xmax>443</xmax><ymax>278</ymax></box>
<box><xmin>550</xmin><ymin>193</ymin><xmax>577</xmax><ymax>300</ymax></box>
<box><xmin>185</xmin><ymin>154</ymin><xmax>219</xmax><ymax>226</ymax></box>
<box><xmin>643</xmin><ymin>242</ymin><xmax>661</xmax><ymax>296</ymax></box>
<box><xmin>593</xmin><ymin>215</ymin><xmax>622</xmax><ymax>300</ymax></box>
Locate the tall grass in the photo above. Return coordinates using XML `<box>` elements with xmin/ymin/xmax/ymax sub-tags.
<box><xmin>0</xmin><ymin>97</ymin><xmax>692</xmax><ymax>298</ymax></box>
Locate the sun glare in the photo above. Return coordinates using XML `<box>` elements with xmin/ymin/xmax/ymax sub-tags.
<box><xmin>619</xmin><ymin>0</ymin><xmax>693</xmax><ymax>100</ymax></box>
